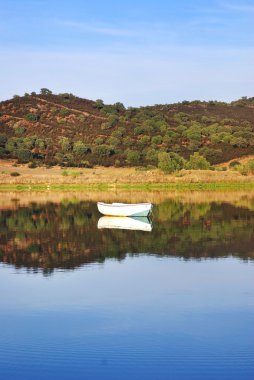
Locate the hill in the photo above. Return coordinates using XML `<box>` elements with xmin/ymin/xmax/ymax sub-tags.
<box><xmin>0</xmin><ymin>90</ymin><xmax>254</xmax><ymax>168</ymax></box>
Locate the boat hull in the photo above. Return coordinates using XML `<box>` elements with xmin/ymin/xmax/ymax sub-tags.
<box><xmin>97</xmin><ymin>202</ymin><xmax>152</xmax><ymax>217</ymax></box>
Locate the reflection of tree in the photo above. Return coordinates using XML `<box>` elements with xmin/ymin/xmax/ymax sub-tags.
<box><xmin>0</xmin><ymin>200</ymin><xmax>253</xmax><ymax>274</ymax></box>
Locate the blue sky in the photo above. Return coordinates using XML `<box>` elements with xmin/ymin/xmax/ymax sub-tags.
<box><xmin>0</xmin><ymin>0</ymin><xmax>253</xmax><ymax>106</ymax></box>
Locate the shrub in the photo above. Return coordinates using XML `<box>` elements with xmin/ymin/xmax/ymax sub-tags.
<box><xmin>123</xmin><ymin>137</ymin><xmax>134</xmax><ymax>147</ymax></box>
<box><xmin>28</xmin><ymin>162</ymin><xmax>37</xmax><ymax>168</ymax></box>
<box><xmin>73</xmin><ymin>141</ymin><xmax>89</xmax><ymax>155</ymax></box>
<box><xmin>145</xmin><ymin>148</ymin><xmax>158</xmax><ymax>164</ymax></box>
<box><xmin>125</xmin><ymin>149</ymin><xmax>141</xmax><ymax>165</ymax></box>
<box><xmin>187</xmin><ymin>152</ymin><xmax>210</xmax><ymax>170</ymax></box>
<box><xmin>0</xmin><ymin>134</ymin><xmax>7</xmax><ymax>147</ymax></box>
<box><xmin>138</xmin><ymin>135</ymin><xmax>150</xmax><ymax>146</ymax></box>
<box><xmin>108</xmin><ymin>137</ymin><xmax>119</xmax><ymax>147</ymax></box>
<box><xmin>151</xmin><ymin>135</ymin><xmax>163</xmax><ymax>145</ymax></box>
<box><xmin>16</xmin><ymin>149</ymin><xmax>32</xmax><ymax>163</ymax></box>
<box><xmin>229</xmin><ymin>160</ymin><xmax>241</xmax><ymax>168</ymax></box>
<box><xmin>246</xmin><ymin>159</ymin><xmax>254</xmax><ymax>174</ymax></box>
<box><xmin>94</xmin><ymin>137</ymin><xmax>104</xmax><ymax>145</ymax></box>
<box><xmin>59</xmin><ymin>108</ymin><xmax>70</xmax><ymax>117</ymax></box>
<box><xmin>134</xmin><ymin>126</ymin><xmax>146</xmax><ymax>135</ymax></box>
<box><xmin>15</xmin><ymin>126</ymin><xmax>26</xmax><ymax>136</ymax></box>
<box><xmin>158</xmin><ymin>152</ymin><xmax>186</xmax><ymax>173</ymax></box>
<box><xmin>61</xmin><ymin>170</ymin><xmax>68</xmax><ymax>176</ymax></box>
<box><xmin>80</xmin><ymin>160</ymin><xmax>93</xmax><ymax>168</ymax></box>
<box><xmin>112</xmin><ymin>127</ymin><xmax>126</xmax><ymax>138</ymax></box>
<box><xmin>94</xmin><ymin>144</ymin><xmax>114</xmax><ymax>156</ymax></box>
<box><xmin>25</xmin><ymin>113</ymin><xmax>40</xmax><ymax>122</ymax></box>
<box><xmin>0</xmin><ymin>147</ymin><xmax>6</xmax><ymax>157</ymax></box>
<box><xmin>10</xmin><ymin>172</ymin><xmax>20</xmax><ymax>177</ymax></box>
<box><xmin>59</xmin><ymin>137</ymin><xmax>71</xmax><ymax>152</ymax></box>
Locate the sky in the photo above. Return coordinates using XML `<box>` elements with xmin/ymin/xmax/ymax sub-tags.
<box><xmin>0</xmin><ymin>0</ymin><xmax>253</xmax><ymax>106</ymax></box>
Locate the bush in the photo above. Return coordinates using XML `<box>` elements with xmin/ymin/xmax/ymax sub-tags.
<box><xmin>80</xmin><ymin>160</ymin><xmax>93</xmax><ymax>168</ymax></box>
<box><xmin>151</xmin><ymin>135</ymin><xmax>163</xmax><ymax>145</ymax></box>
<box><xmin>10</xmin><ymin>172</ymin><xmax>20</xmax><ymax>177</ymax></box>
<box><xmin>73</xmin><ymin>141</ymin><xmax>90</xmax><ymax>155</ymax></box>
<box><xmin>25</xmin><ymin>113</ymin><xmax>40</xmax><ymax>122</ymax></box>
<box><xmin>187</xmin><ymin>152</ymin><xmax>210</xmax><ymax>170</ymax></box>
<box><xmin>158</xmin><ymin>152</ymin><xmax>186</xmax><ymax>173</ymax></box>
<box><xmin>246</xmin><ymin>159</ymin><xmax>254</xmax><ymax>174</ymax></box>
<box><xmin>94</xmin><ymin>137</ymin><xmax>104</xmax><ymax>145</ymax></box>
<box><xmin>28</xmin><ymin>162</ymin><xmax>37</xmax><ymax>168</ymax></box>
<box><xmin>16</xmin><ymin>149</ymin><xmax>32</xmax><ymax>163</ymax></box>
<box><xmin>0</xmin><ymin>134</ymin><xmax>7</xmax><ymax>147</ymax></box>
<box><xmin>138</xmin><ymin>135</ymin><xmax>150</xmax><ymax>146</ymax></box>
<box><xmin>59</xmin><ymin>137</ymin><xmax>71</xmax><ymax>152</ymax></box>
<box><xmin>125</xmin><ymin>149</ymin><xmax>141</xmax><ymax>165</ymax></box>
<box><xmin>15</xmin><ymin>126</ymin><xmax>26</xmax><ymax>136</ymax></box>
<box><xmin>94</xmin><ymin>144</ymin><xmax>114</xmax><ymax>156</ymax></box>
<box><xmin>229</xmin><ymin>160</ymin><xmax>241</xmax><ymax>168</ymax></box>
<box><xmin>59</xmin><ymin>108</ymin><xmax>70</xmax><ymax>117</ymax></box>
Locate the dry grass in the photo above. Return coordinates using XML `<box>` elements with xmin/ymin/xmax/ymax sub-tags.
<box><xmin>1</xmin><ymin>160</ymin><xmax>254</xmax><ymax>186</ymax></box>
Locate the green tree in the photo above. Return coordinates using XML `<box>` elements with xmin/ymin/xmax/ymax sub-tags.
<box><xmin>40</xmin><ymin>88</ymin><xmax>52</xmax><ymax>95</ymax></box>
<box><xmin>0</xmin><ymin>134</ymin><xmax>7</xmax><ymax>147</ymax></box>
<box><xmin>187</xmin><ymin>152</ymin><xmax>210</xmax><ymax>170</ymax></box>
<box><xmin>73</xmin><ymin>141</ymin><xmax>89</xmax><ymax>155</ymax></box>
<box><xmin>158</xmin><ymin>152</ymin><xmax>186</xmax><ymax>173</ymax></box>
<box><xmin>16</xmin><ymin>148</ymin><xmax>32</xmax><ymax>163</ymax></box>
<box><xmin>125</xmin><ymin>149</ymin><xmax>141</xmax><ymax>165</ymax></box>
<box><xmin>59</xmin><ymin>137</ymin><xmax>71</xmax><ymax>152</ymax></box>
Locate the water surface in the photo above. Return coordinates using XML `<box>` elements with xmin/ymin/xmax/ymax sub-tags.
<box><xmin>0</xmin><ymin>191</ymin><xmax>253</xmax><ymax>379</ymax></box>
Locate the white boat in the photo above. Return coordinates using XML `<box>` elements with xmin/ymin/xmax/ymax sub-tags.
<box><xmin>98</xmin><ymin>216</ymin><xmax>152</xmax><ymax>232</ymax></box>
<box><xmin>97</xmin><ymin>202</ymin><xmax>152</xmax><ymax>217</ymax></box>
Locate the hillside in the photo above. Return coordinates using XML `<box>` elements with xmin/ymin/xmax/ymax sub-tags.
<box><xmin>0</xmin><ymin>90</ymin><xmax>254</xmax><ymax>168</ymax></box>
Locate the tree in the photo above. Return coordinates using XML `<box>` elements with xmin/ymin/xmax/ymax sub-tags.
<box><xmin>113</xmin><ymin>102</ymin><xmax>126</xmax><ymax>112</ymax></box>
<box><xmin>59</xmin><ymin>137</ymin><xmax>71</xmax><ymax>152</ymax></box>
<box><xmin>125</xmin><ymin>149</ymin><xmax>141</xmax><ymax>165</ymax></box>
<box><xmin>0</xmin><ymin>134</ymin><xmax>7</xmax><ymax>147</ymax></box>
<box><xmin>73</xmin><ymin>141</ymin><xmax>89</xmax><ymax>155</ymax></box>
<box><xmin>94</xmin><ymin>99</ymin><xmax>104</xmax><ymax>109</ymax></box>
<box><xmin>40</xmin><ymin>88</ymin><xmax>52</xmax><ymax>95</ymax></box>
<box><xmin>158</xmin><ymin>152</ymin><xmax>186</xmax><ymax>173</ymax></box>
<box><xmin>16</xmin><ymin>148</ymin><xmax>32</xmax><ymax>163</ymax></box>
<box><xmin>187</xmin><ymin>152</ymin><xmax>210</xmax><ymax>170</ymax></box>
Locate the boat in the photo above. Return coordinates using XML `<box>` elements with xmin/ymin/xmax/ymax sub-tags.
<box><xmin>98</xmin><ymin>216</ymin><xmax>152</xmax><ymax>232</ymax></box>
<box><xmin>97</xmin><ymin>202</ymin><xmax>152</xmax><ymax>217</ymax></box>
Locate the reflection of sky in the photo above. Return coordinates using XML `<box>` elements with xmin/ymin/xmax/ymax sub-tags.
<box><xmin>0</xmin><ymin>257</ymin><xmax>253</xmax><ymax>379</ymax></box>
<box><xmin>0</xmin><ymin>257</ymin><xmax>253</xmax><ymax>311</ymax></box>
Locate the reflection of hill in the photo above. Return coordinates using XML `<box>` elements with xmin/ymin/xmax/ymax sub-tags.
<box><xmin>0</xmin><ymin>200</ymin><xmax>253</xmax><ymax>274</ymax></box>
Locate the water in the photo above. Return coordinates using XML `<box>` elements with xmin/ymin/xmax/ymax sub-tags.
<box><xmin>0</xmin><ymin>192</ymin><xmax>253</xmax><ymax>380</ymax></box>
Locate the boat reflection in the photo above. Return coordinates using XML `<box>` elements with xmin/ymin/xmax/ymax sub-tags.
<box><xmin>97</xmin><ymin>216</ymin><xmax>153</xmax><ymax>232</ymax></box>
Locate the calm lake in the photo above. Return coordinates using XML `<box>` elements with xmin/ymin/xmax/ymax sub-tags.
<box><xmin>0</xmin><ymin>191</ymin><xmax>253</xmax><ymax>380</ymax></box>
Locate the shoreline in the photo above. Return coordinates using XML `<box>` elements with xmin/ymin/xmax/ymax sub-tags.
<box><xmin>1</xmin><ymin>161</ymin><xmax>254</xmax><ymax>191</ymax></box>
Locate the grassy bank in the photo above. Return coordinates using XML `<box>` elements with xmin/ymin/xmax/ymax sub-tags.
<box><xmin>1</xmin><ymin>161</ymin><xmax>254</xmax><ymax>191</ymax></box>
<box><xmin>1</xmin><ymin>182</ymin><xmax>254</xmax><ymax>192</ymax></box>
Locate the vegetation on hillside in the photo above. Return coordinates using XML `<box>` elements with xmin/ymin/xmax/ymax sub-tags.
<box><xmin>0</xmin><ymin>89</ymin><xmax>254</xmax><ymax>170</ymax></box>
